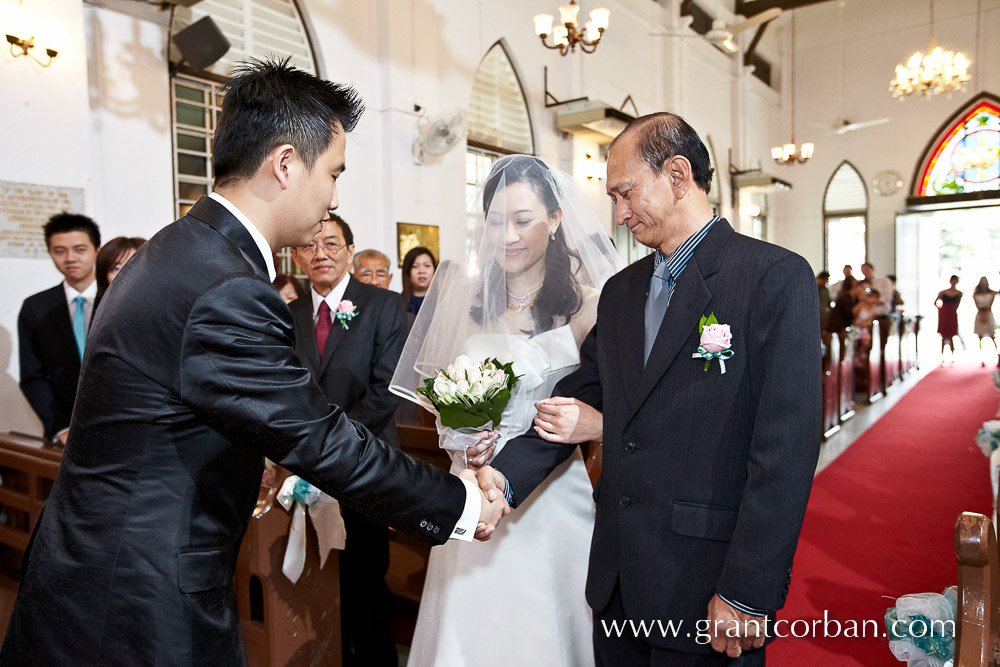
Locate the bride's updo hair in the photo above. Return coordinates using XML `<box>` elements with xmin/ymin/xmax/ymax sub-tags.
<box><xmin>478</xmin><ymin>155</ymin><xmax>583</xmax><ymax>332</ymax></box>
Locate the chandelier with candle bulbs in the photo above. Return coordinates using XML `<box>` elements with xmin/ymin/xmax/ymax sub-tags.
<box><xmin>890</xmin><ymin>0</ymin><xmax>971</xmax><ymax>99</ymax></box>
<box><xmin>534</xmin><ymin>2</ymin><xmax>609</xmax><ymax>55</ymax></box>
<box><xmin>771</xmin><ymin>12</ymin><xmax>813</xmax><ymax>166</ymax></box>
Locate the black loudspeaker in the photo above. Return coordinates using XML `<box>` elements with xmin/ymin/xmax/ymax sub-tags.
<box><xmin>172</xmin><ymin>16</ymin><xmax>230</xmax><ymax>71</ymax></box>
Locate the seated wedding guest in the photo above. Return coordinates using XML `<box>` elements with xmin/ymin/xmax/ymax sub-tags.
<box><xmin>852</xmin><ymin>284</ymin><xmax>888</xmax><ymax>330</ymax></box>
<box><xmin>826</xmin><ymin>275</ymin><xmax>857</xmax><ymax>333</ymax></box>
<box><xmin>18</xmin><ymin>212</ymin><xmax>101</xmax><ymax>445</ymax></box>
<box><xmin>96</xmin><ymin>236</ymin><xmax>146</xmax><ymax>294</ymax></box>
<box><xmin>817</xmin><ymin>270</ymin><xmax>831</xmax><ymax>330</ymax></box>
<box><xmin>887</xmin><ymin>274</ymin><xmax>904</xmax><ymax>311</ymax></box>
<box><xmin>861</xmin><ymin>262</ymin><xmax>894</xmax><ymax>312</ymax></box>
<box><xmin>829</xmin><ymin>263</ymin><xmax>853</xmax><ymax>300</ymax></box>
<box><xmin>352</xmin><ymin>248</ymin><xmax>393</xmax><ymax>289</ymax></box>
<box><xmin>290</xmin><ymin>215</ymin><xmax>406</xmax><ymax>666</ymax></box>
<box><xmin>400</xmin><ymin>245</ymin><xmax>437</xmax><ymax>320</ymax></box>
<box><xmin>272</xmin><ymin>273</ymin><xmax>304</xmax><ymax>303</ymax></box>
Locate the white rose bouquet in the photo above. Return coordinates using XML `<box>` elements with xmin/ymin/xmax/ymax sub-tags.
<box><xmin>418</xmin><ymin>355</ymin><xmax>518</xmax><ymax>430</ymax></box>
<box><xmin>417</xmin><ymin>355</ymin><xmax>519</xmax><ymax>461</ymax></box>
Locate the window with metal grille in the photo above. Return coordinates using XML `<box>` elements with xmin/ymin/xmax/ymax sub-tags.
<box><xmin>169</xmin><ymin>0</ymin><xmax>318</xmax><ymax>278</ymax></box>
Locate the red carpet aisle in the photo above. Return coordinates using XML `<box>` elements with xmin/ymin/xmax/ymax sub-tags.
<box><xmin>769</xmin><ymin>363</ymin><xmax>998</xmax><ymax>666</ymax></box>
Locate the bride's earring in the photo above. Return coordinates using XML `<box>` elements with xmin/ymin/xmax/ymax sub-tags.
<box><xmin>549</xmin><ymin>229</ymin><xmax>556</xmax><ymax>241</ymax></box>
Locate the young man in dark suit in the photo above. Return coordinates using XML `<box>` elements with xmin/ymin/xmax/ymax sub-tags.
<box><xmin>290</xmin><ymin>215</ymin><xmax>405</xmax><ymax>667</ymax></box>
<box><xmin>17</xmin><ymin>212</ymin><xmax>101</xmax><ymax>444</ymax></box>
<box><xmin>0</xmin><ymin>59</ymin><xmax>507</xmax><ymax>667</ymax></box>
<box><xmin>482</xmin><ymin>113</ymin><xmax>821</xmax><ymax>666</ymax></box>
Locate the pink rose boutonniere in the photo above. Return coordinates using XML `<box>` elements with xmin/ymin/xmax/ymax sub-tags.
<box><xmin>335</xmin><ymin>300</ymin><xmax>358</xmax><ymax>330</ymax></box>
<box><xmin>692</xmin><ymin>313</ymin><xmax>734</xmax><ymax>374</ymax></box>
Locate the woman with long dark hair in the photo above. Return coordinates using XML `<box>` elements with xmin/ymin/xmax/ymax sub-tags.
<box><xmin>935</xmin><ymin>275</ymin><xmax>962</xmax><ymax>365</ymax></box>
<box><xmin>400</xmin><ymin>246</ymin><xmax>437</xmax><ymax>316</ymax></box>
<box><xmin>391</xmin><ymin>155</ymin><xmax>621</xmax><ymax>667</ymax></box>
<box><xmin>95</xmin><ymin>236</ymin><xmax>146</xmax><ymax>294</ymax></box>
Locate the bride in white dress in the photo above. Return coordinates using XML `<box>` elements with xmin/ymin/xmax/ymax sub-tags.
<box><xmin>390</xmin><ymin>155</ymin><xmax>621</xmax><ymax>667</ymax></box>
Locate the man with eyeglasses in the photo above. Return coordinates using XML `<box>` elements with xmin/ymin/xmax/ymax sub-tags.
<box><xmin>289</xmin><ymin>213</ymin><xmax>406</xmax><ymax>666</ymax></box>
<box><xmin>352</xmin><ymin>248</ymin><xmax>393</xmax><ymax>290</ymax></box>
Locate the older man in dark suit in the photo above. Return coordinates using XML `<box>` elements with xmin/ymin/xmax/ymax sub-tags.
<box><xmin>483</xmin><ymin>113</ymin><xmax>821</xmax><ymax>666</ymax></box>
<box><xmin>0</xmin><ymin>59</ymin><xmax>507</xmax><ymax>667</ymax></box>
<box><xmin>18</xmin><ymin>212</ymin><xmax>101</xmax><ymax>444</ymax></box>
<box><xmin>289</xmin><ymin>215</ymin><xmax>404</xmax><ymax>667</ymax></box>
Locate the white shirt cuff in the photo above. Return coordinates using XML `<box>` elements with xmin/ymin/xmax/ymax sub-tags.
<box><xmin>450</xmin><ymin>477</ymin><xmax>481</xmax><ymax>542</ymax></box>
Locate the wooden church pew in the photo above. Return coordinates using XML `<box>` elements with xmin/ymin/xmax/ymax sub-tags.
<box><xmin>955</xmin><ymin>511</ymin><xmax>1000</xmax><ymax>667</ymax></box>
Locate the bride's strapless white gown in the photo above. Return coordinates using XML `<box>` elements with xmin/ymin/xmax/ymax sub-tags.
<box><xmin>406</xmin><ymin>325</ymin><xmax>596</xmax><ymax>667</ymax></box>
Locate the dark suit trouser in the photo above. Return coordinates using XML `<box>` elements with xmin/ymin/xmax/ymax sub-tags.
<box><xmin>594</xmin><ymin>582</ymin><xmax>766</xmax><ymax>667</ymax></box>
<box><xmin>339</xmin><ymin>504</ymin><xmax>397</xmax><ymax>667</ymax></box>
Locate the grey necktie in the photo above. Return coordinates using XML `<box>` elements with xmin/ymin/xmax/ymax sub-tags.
<box><xmin>644</xmin><ymin>261</ymin><xmax>672</xmax><ymax>365</ymax></box>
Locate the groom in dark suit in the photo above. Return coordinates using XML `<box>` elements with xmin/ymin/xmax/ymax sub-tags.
<box><xmin>0</xmin><ymin>59</ymin><xmax>506</xmax><ymax>667</ymax></box>
<box><xmin>290</xmin><ymin>215</ymin><xmax>405</xmax><ymax>667</ymax></box>
<box><xmin>485</xmin><ymin>113</ymin><xmax>821</xmax><ymax>666</ymax></box>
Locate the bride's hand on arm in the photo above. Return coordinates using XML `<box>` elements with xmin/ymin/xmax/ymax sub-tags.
<box><xmin>534</xmin><ymin>397</ymin><xmax>603</xmax><ymax>444</ymax></box>
<box><xmin>466</xmin><ymin>430</ymin><xmax>500</xmax><ymax>470</ymax></box>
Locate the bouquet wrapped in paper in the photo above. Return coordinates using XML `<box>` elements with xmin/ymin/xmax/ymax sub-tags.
<box><xmin>417</xmin><ymin>355</ymin><xmax>518</xmax><ymax>464</ymax></box>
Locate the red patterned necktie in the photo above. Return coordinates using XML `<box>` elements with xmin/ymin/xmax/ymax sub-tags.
<box><xmin>316</xmin><ymin>300</ymin><xmax>332</xmax><ymax>359</ymax></box>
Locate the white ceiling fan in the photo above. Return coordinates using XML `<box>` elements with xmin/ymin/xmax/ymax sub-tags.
<box><xmin>705</xmin><ymin>7</ymin><xmax>783</xmax><ymax>54</ymax></box>
<box><xmin>832</xmin><ymin>117</ymin><xmax>891</xmax><ymax>135</ymax></box>
<box><xmin>649</xmin><ymin>6</ymin><xmax>782</xmax><ymax>55</ymax></box>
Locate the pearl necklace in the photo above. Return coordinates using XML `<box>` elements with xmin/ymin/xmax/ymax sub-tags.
<box><xmin>507</xmin><ymin>281</ymin><xmax>544</xmax><ymax>313</ymax></box>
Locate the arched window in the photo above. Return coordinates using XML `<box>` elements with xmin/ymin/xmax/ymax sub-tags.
<box><xmin>823</xmin><ymin>161</ymin><xmax>867</xmax><ymax>274</ymax></box>
<box><xmin>466</xmin><ymin>40</ymin><xmax>535</xmax><ymax>231</ymax></box>
<box><xmin>169</xmin><ymin>0</ymin><xmax>318</xmax><ymax>273</ymax></box>
<box><xmin>468</xmin><ymin>40</ymin><xmax>534</xmax><ymax>156</ymax></box>
<box><xmin>913</xmin><ymin>95</ymin><xmax>1000</xmax><ymax>197</ymax></box>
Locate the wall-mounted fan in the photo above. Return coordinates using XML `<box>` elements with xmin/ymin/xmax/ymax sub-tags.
<box><xmin>412</xmin><ymin>110</ymin><xmax>467</xmax><ymax>165</ymax></box>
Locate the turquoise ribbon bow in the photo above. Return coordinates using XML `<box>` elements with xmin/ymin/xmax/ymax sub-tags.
<box><xmin>335</xmin><ymin>310</ymin><xmax>358</xmax><ymax>330</ymax></box>
<box><xmin>692</xmin><ymin>345</ymin><xmax>734</xmax><ymax>374</ymax></box>
<box><xmin>884</xmin><ymin>609</ymin><xmax>954</xmax><ymax>661</ymax></box>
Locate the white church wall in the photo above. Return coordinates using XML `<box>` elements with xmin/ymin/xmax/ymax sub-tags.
<box><xmin>0</xmin><ymin>0</ymin><xmax>90</xmax><ymax>434</ymax></box>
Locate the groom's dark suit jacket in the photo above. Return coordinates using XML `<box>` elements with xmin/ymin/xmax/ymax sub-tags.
<box><xmin>0</xmin><ymin>197</ymin><xmax>466</xmax><ymax>667</ymax></box>
<box><xmin>493</xmin><ymin>219</ymin><xmax>821</xmax><ymax>653</ymax></box>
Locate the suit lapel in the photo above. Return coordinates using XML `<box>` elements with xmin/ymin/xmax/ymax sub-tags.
<box><xmin>317</xmin><ymin>278</ymin><xmax>359</xmax><ymax>378</ymax></box>
<box><xmin>186</xmin><ymin>196</ymin><xmax>269</xmax><ymax>279</ymax></box>
<box><xmin>290</xmin><ymin>298</ymin><xmax>321</xmax><ymax>376</ymax></box>
<box><xmin>618</xmin><ymin>258</ymin><xmax>652</xmax><ymax>413</ymax></box>
<box><xmin>625</xmin><ymin>219</ymin><xmax>733</xmax><ymax>424</ymax></box>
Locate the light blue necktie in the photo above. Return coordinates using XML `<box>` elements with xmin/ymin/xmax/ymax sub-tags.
<box><xmin>644</xmin><ymin>262</ymin><xmax>672</xmax><ymax>365</ymax></box>
<box><xmin>72</xmin><ymin>295</ymin><xmax>86</xmax><ymax>360</ymax></box>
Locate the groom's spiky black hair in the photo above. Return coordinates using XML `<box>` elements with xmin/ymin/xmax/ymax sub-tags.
<box><xmin>212</xmin><ymin>57</ymin><xmax>364</xmax><ymax>187</ymax></box>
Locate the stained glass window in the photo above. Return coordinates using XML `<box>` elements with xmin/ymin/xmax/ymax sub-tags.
<box><xmin>916</xmin><ymin>99</ymin><xmax>1000</xmax><ymax>196</ymax></box>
